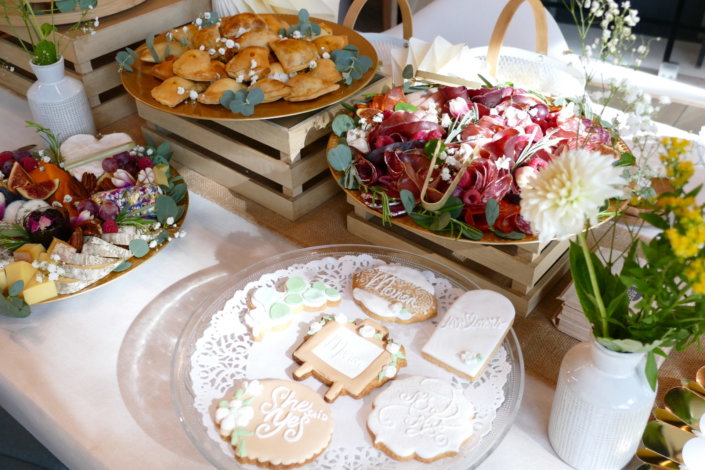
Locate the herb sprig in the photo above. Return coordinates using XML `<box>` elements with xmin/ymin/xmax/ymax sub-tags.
<box><xmin>220</xmin><ymin>89</ymin><xmax>264</xmax><ymax>117</ymax></box>
<box><xmin>0</xmin><ymin>281</ymin><xmax>30</xmax><ymax>318</ymax></box>
<box><xmin>331</xmin><ymin>45</ymin><xmax>373</xmax><ymax>85</ymax></box>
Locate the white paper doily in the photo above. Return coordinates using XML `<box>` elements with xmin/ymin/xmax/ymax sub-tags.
<box><xmin>175</xmin><ymin>248</ymin><xmax>522</xmax><ymax>470</ymax></box>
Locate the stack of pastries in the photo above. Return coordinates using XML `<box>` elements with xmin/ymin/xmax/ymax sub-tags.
<box><xmin>143</xmin><ymin>12</ymin><xmax>351</xmax><ymax>109</ymax></box>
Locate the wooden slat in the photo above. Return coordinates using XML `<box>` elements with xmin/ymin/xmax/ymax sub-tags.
<box><xmin>0</xmin><ymin>68</ymin><xmax>32</xmax><ymax>96</ymax></box>
<box><xmin>92</xmin><ymin>94</ymin><xmax>136</xmax><ymax>129</ymax></box>
<box><xmin>137</xmin><ymin>102</ymin><xmax>328</xmax><ymax>189</ymax></box>
<box><xmin>144</xmin><ymin>126</ymin><xmax>339</xmax><ymax>220</ymax></box>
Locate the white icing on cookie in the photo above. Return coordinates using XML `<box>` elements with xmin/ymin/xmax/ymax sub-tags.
<box><xmin>367</xmin><ymin>376</ymin><xmax>475</xmax><ymax>461</ymax></box>
<box><xmin>311</xmin><ymin>326</ymin><xmax>383</xmax><ymax>379</ymax></box>
<box><xmin>422</xmin><ymin>290</ymin><xmax>514</xmax><ymax>380</ymax></box>
<box><xmin>375</xmin><ymin>264</ymin><xmax>433</xmax><ymax>291</ymax></box>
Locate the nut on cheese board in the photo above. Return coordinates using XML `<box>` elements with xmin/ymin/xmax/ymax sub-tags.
<box><xmin>0</xmin><ymin>129</ymin><xmax>188</xmax><ymax>317</ymax></box>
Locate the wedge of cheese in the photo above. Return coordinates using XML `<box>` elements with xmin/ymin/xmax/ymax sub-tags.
<box><xmin>22</xmin><ymin>277</ymin><xmax>58</xmax><ymax>305</ymax></box>
<box><xmin>82</xmin><ymin>237</ymin><xmax>132</xmax><ymax>259</ymax></box>
<box><xmin>5</xmin><ymin>261</ymin><xmax>36</xmax><ymax>288</ymax></box>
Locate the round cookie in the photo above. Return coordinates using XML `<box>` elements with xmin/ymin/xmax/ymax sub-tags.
<box><xmin>214</xmin><ymin>379</ymin><xmax>333</xmax><ymax>468</ymax></box>
<box><xmin>352</xmin><ymin>264</ymin><xmax>437</xmax><ymax>324</ymax></box>
<box><xmin>367</xmin><ymin>375</ymin><xmax>475</xmax><ymax>462</ymax></box>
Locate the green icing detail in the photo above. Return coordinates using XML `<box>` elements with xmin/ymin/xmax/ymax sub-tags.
<box><xmin>303</xmin><ymin>289</ymin><xmax>324</xmax><ymax>302</ymax></box>
<box><xmin>284</xmin><ymin>293</ymin><xmax>303</xmax><ymax>305</ymax></box>
<box><xmin>285</xmin><ymin>276</ymin><xmax>308</xmax><ymax>294</ymax></box>
<box><xmin>324</xmin><ymin>287</ymin><xmax>340</xmax><ymax>298</ymax></box>
<box><xmin>252</xmin><ymin>286</ymin><xmax>277</xmax><ymax>306</ymax></box>
<box><xmin>239</xmin><ymin>439</ymin><xmax>247</xmax><ymax>457</ymax></box>
<box><xmin>311</xmin><ymin>281</ymin><xmax>327</xmax><ymax>291</ymax></box>
<box><xmin>269</xmin><ymin>302</ymin><xmax>290</xmax><ymax>319</ymax></box>
<box><xmin>219</xmin><ymin>400</ymin><xmax>229</xmax><ymax>407</ymax></box>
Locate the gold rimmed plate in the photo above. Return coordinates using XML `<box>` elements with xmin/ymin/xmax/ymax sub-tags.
<box><xmin>120</xmin><ymin>15</ymin><xmax>378</xmax><ymax>121</ymax></box>
<box><xmin>38</xmin><ymin>167</ymin><xmax>188</xmax><ymax>304</ymax></box>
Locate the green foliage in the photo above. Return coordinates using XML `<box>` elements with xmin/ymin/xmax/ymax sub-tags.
<box><xmin>404</xmin><ymin>193</ymin><xmax>483</xmax><ymax>241</ymax></box>
<box><xmin>285</xmin><ymin>9</ymin><xmax>321</xmax><ymax>37</ymax></box>
<box><xmin>197</xmin><ymin>11</ymin><xmax>220</xmax><ymax>28</ymax></box>
<box><xmin>26</xmin><ymin>121</ymin><xmax>61</xmax><ymax>163</ymax></box>
<box><xmin>0</xmin><ymin>224</ymin><xmax>30</xmax><ymax>251</ymax></box>
<box><xmin>331</xmin><ymin>45</ymin><xmax>373</xmax><ymax>85</ymax></box>
<box><xmin>220</xmin><ymin>89</ymin><xmax>264</xmax><ymax>117</ymax></box>
<box><xmin>115</xmin><ymin>48</ymin><xmax>139</xmax><ymax>72</ymax></box>
<box><xmin>331</xmin><ymin>115</ymin><xmax>355</xmax><ymax>137</ymax></box>
<box><xmin>327</xmin><ymin>144</ymin><xmax>352</xmax><ymax>171</ymax></box>
<box><xmin>394</xmin><ymin>102</ymin><xmax>418</xmax><ymax>112</ymax></box>
<box><xmin>112</xmin><ymin>261</ymin><xmax>133</xmax><ymax>273</ymax></box>
<box><xmin>56</xmin><ymin>0</ymin><xmax>96</xmax><ymax>13</ymax></box>
<box><xmin>0</xmin><ymin>285</ymin><xmax>31</xmax><ymax>318</ymax></box>
<box><xmin>129</xmin><ymin>239</ymin><xmax>149</xmax><ymax>258</ymax></box>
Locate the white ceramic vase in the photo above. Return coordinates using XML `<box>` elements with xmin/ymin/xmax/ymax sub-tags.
<box><xmin>27</xmin><ymin>57</ymin><xmax>95</xmax><ymax>143</ymax></box>
<box><xmin>548</xmin><ymin>341</ymin><xmax>656</xmax><ymax>470</ymax></box>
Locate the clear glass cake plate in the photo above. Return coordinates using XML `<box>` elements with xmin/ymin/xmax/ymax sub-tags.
<box><xmin>171</xmin><ymin>244</ymin><xmax>525</xmax><ymax>470</ymax></box>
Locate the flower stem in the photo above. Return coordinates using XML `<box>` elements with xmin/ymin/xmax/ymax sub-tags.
<box><xmin>578</xmin><ymin>231</ymin><xmax>609</xmax><ymax>336</ymax></box>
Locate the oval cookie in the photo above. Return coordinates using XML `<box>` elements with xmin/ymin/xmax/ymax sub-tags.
<box><xmin>367</xmin><ymin>376</ymin><xmax>475</xmax><ymax>462</ymax></box>
<box><xmin>215</xmin><ymin>379</ymin><xmax>333</xmax><ymax>468</ymax></box>
<box><xmin>352</xmin><ymin>264</ymin><xmax>437</xmax><ymax>323</ymax></box>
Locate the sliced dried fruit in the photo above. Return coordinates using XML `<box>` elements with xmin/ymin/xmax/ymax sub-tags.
<box><xmin>7</xmin><ymin>162</ymin><xmax>34</xmax><ymax>191</ymax></box>
<box><xmin>17</xmin><ymin>179</ymin><xmax>60</xmax><ymax>200</ymax></box>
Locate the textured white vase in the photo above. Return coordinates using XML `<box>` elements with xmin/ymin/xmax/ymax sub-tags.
<box><xmin>548</xmin><ymin>341</ymin><xmax>656</xmax><ymax>470</ymax></box>
<box><xmin>27</xmin><ymin>57</ymin><xmax>96</xmax><ymax>143</ymax></box>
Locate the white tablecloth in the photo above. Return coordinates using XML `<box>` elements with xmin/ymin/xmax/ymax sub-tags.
<box><xmin>0</xmin><ymin>88</ymin><xmax>598</xmax><ymax>470</ymax></box>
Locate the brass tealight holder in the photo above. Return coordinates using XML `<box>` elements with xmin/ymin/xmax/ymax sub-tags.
<box><xmin>636</xmin><ymin>365</ymin><xmax>705</xmax><ymax>469</ymax></box>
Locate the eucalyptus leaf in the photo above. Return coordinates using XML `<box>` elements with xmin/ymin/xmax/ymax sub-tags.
<box><xmin>112</xmin><ymin>261</ymin><xmax>133</xmax><ymax>273</ymax></box>
<box><xmin>328</xmin><ymin>144</ymin><xmax>352</xmax><ymax>171</ymax></box>
<box><xmin>129</xmin><ymin>239</ymin><xmax>150</xmax><ymax>258</ymax></box>
<box><xmin>429</xmin><ymin>212</ymin><xmax>451</xmax><ymax>231</ymax></box>
<box><xmin>169</xmin><ymin>183</ymin><xmax>188</xmax><ymax>203</ymax></box>
<box><xmin>402</xmin><ymin>64</ymin><xmax>414</xmax><ymax>79</ymax></box>
<box><xmin>400</xmin><ymin>189</ymin><xmax>416</xmax><ymax>214</ymax></box>
<box><xmin>332</xmin><ymin>115</ymin><xmax>355</xmax><ymax>136</ymax></box>
<box><xmin>55</xmin><ymin>0</ymin><xmax>76</xmax><ymax>13</ymax></box>
<box><xmin>8</xmin><ymin>281</ymin><xmax>24</xmax><ymax>298</ymax></box>
<box><xmin>485</xmin><ymin>198</ymin><xmax>499</xmax><ymax>227</ymax></box>
<box><xmin>492</xmin><ymin>230</ymin><xmax>526</xmax><ymax>240</ymax></box>
<box><xmin>248</xmin><ymin>87</ymin><xmax>265</xmax><ymax>105</ymax></box>
<box><xmin>298</xmin><ymin>8</ymin><xmax>310</xmax><ymax>21</ymax></box>
<box><xmin>0</xmin><ymin>295</ymin><xmax>31</xmax><ymax>318</ymax></box>
<box><xmin>155</xmin><ymin>195</ymin><xmax>178</xmax><ymax>224</ymax></box>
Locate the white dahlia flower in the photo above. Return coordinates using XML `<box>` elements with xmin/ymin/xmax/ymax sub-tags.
<box><xmin>520</xmin><ymin>149</ymin><xmax>626</xmax><ymax>243</ymax></box>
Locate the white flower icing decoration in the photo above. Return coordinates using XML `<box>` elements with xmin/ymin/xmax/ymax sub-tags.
<box><xmin>359</xmin><ymin>325</ymin><xmax>376</xmax><ymax>338</ymax></box>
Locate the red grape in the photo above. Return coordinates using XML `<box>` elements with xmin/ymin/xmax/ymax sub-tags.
<box><xmin>113</xmin><ymin>152</ymin><xmax>130</xmax><ymax>168</ymax></box>
<box><xmin>98</xmin><ymin>201</ymin><xmax>120</xmax><ymax>220</ymax></box>
<box><xmin>137</xmin><ymin>157</ymin><xmax>154</xmax><ymax>170</ymax></box>
<box><xmin>102</xmin><ymin>157</ymin><xmax>118</xmax><ymax>173</ymax></box>
<box><xmin>76</xmin><ymin>199</ymin><xmax>98</xmax><ymax>215</ymax></box>
<box><xmin>20</xmin><ymin>157</ymin><xmax>38</xmax><ymax>172</ymax></box>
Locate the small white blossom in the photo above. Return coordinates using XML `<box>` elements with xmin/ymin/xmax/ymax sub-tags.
<box><xmin>203</xmin><ymin>12</ymin><xmax>211</xmax><ymax>19</ymax></box>
<box><xmin>218</xmin><ymin>47</ymin><xmax>226</xmax><ymax>55</ymax></box>
<box><xmin>93</xmin><ymin>18</ymin><xmax>99</xmax><ymax>27</ymax></box>
<box><xmin>199</xmin><ymin>45</ymin><xmax>205</xmax><ymax>51</ymax></box>
<box><xmin>322</xmin><ymin>52</ymin><xmax>330</xmax><ymax>59</ymax></box>
<box><xmin>309</xmin><ymin>60</ymin><xmax>317</xmax><ymax>69</ymax></box>
<box><xmin>208</xmin><ymin>48</ymin><xmax>216</xmax><ymax>56</ymax></box>
<box><xmin>48</xmin><ymin>272</ymin><xmax>59</xmax><ymax>281</ymax></box>
<box><xmin>189</xmin><ymin>90</ymin><xmax>198</xmax><ymax>100</ymax></box>
<box><xmin>195</xmin><ymin>18</ymin><xmax>203</xmax><ymax>26</ymax></box>
<box><xmin>177</xmin><ymin>87</ymin><xmax>185</xmax><ymax>95</ymax></box>
<box><xmin>166</xmin><ymin>216</ymin><xmax>175</xmax><ymax>225</ymax></box>
<box><xmin>250</xmin><ymin>59</ymin><xmax>257</xmax><ymax>69</ymax></box>
<box><xmin>63</xmin><ymin>195</ymin><xmax>72</xmax><ymax>203</ymax></box>
<box><xmin>440</xmin><ymin>166</ymin><xmax>451</xmax><ymax>181</ymax></box>
<box><xmin>225</xmin><ymin>39</ymin><xmax>235</xmax><ymax>49</ymax></box>
<box><xmin>149</xmin><ymin>240</ymin><xmax>157</xmax><ymax>248</ymax></box>
<box><xmin>292</xmin><ymin>30</ymin><xmax>302</xmax><ymax>39</ymax></box>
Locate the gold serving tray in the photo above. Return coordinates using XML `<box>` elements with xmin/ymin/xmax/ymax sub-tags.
<box><xmin>120</xmin><ymin>14</ymin><xmax>379</xmax><ymax>121</ymax></box>
<box><xmin>38</xmin><ymin>167</ymin><xmax>188</xmax><ymax>304</ymax></box>
<box><xmin>328</xmin><ymin>133</ymin><xmax>628</xmax><ymax>245</ymax></box>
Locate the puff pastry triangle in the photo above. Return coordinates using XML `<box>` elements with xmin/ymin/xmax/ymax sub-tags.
<box><xmin>269</xmin><ymin>39</ymin><xmax>319</xmax><ymax>74</ymax></box>
<box><xmin>198</xmin><ymin>78</ymin><xmax>246</xmax><ymax>105</ymax></box>
<box><xmin>284</xmin><ymin>74</ymin><xmax>340</xmax><ymax>102</ymax></box>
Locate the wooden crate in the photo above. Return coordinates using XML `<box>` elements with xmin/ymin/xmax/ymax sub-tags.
<box><xmin>0</xmin><ymin>0</ymin><xmax>210</xmax><ymax>128</ymax></box>
<box><xmin>346</xmin><ymin>198</ymin><xmax>571</xmax><ymax>316</ymax></box>
<box><xmin>138</xmin><ymin>76</ymin><xmax>391</xmax><ymax>221</ymax></box>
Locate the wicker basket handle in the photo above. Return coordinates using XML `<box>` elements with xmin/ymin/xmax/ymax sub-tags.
<box><xmin>342</xmin><ymin>0</ymin><xmax>413</xmax><ymax>40</ymax></box>
<box><xmin>487</xmin><ymin>0</ymin><xmax>548</xmax><ymax>76</ymax></box>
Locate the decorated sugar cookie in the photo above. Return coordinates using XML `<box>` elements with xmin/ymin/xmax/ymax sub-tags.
<box><xmin>245</xmin><ymin>277</ymin><xmax>341</xmax><ymax>341</ymax></box>
<box><xmin>292</xmin><ymin>315</ymin><xmax>406</xmax><ymax>402</ymax></box>
<box><xmin>352</xmin><ymin>264</ymin><xmax>437</xmax><ymax>324</ymax></box>
<box><xmin>422</xmin><ymin>290</ymin><xmax>515</xmax><ymax>380</ymax></box>
<box><xmin>367</xmin><ymin>376</ymin><xmax>475</xmax><ymax>462</ymax></box>
<box><xmin>214</xmin><ymin>379</ymin><xmax>333</xmax><ymax>469</ymax></box>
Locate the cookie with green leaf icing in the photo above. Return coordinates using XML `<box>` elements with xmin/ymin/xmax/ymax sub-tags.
<box><xmin>215</xmin><ymin>379</ymin><xmax>333</xmax><ymax>468</ymax></box>
<box><xmin>245</xmin><ymin>276</ymin><xmax>341</xmax><ymax>341</ymax></box>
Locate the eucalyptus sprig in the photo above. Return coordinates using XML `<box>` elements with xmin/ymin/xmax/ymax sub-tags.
<box><xmin>331</xmin><ymin>45</ymin><xmax>373</xmax><ymax>85</ymax></box>
<box><xmin>281</xmin><ymin>9</ymin><xmax>320</xmax><ymax>38</ymax></box>
<box><xmin>115</xmin><ymin>47</ymin><xmax>138</xmax><ymax>72</ymax></box>
<box><xmin>195</xmin><ymin>11</ymin><xmax>219</xmax><ymax>29</ymax></box>
<box><xmin>327</xmin><ymin>115</ymin><xmax>360</xmax><ymax>190</ymax></box>
<box><xmin>0</xmin><ymin>281</ymin><xmax>30</xmax><ymax>318</ymax></box>
<box><xmin>220</xmin><ymin>88</ymin><xmax>264</xmax><ymax>117</ymax></box>
<box><xmin>400</xmin><ymin>190</ymin><xmax>482</xmax><ymax>240</ymax></box>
